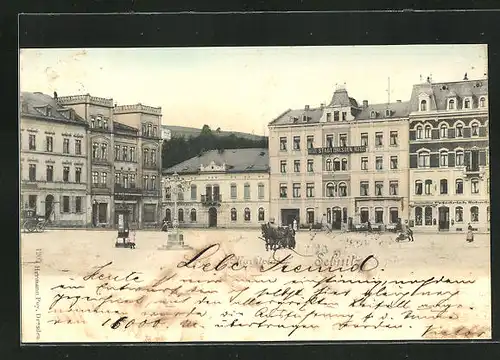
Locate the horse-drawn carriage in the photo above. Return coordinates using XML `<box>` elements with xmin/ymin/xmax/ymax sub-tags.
<box><xmin>21</xmin><ymin>208</ymin><xmax>49</xmax><ymax>233</ymax></box>
<box><xmin>260</xmin><ymin>223</ymin><xmax>296</xmax><ymax>251</ymax></box>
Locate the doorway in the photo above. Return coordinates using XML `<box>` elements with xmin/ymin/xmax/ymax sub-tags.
<box><xmin>360</xmin><ymin>208</ymin><xmax>369</xmax><ymax>223</ymax></box>
<box><xmin>438</xmin><ymin>206</ymin><xmax>450</xmax><ymax>231</ymax></box>
<box><xmin>208</xmin><ymin>207</ymin><xmax>217</xmax><ymax>227</ymax></box>
<box><xmin>332</xmin><ymin>207</ymin><xmax>342</xmax><ymax>229</ymax></box>
<box><xmin>45</xmin><ymin>194</ymin><xmax>54</xmax><ymax>221</ymax></box>
<box><xmin>281</xmin><ymin>208</ymin><xmax>300</xmax><ymax>227</ymax></box>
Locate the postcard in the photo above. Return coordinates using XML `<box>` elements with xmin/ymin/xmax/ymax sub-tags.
<box><xmin>20</xmin><ymin>45</ymin><xmax>491</xmax><ymax>343</ymax></box>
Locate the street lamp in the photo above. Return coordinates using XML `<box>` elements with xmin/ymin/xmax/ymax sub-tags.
<box><xmin>159</xmin><ymin>173</ymin><xmax>192</xmax><ymax>250</ymax></box>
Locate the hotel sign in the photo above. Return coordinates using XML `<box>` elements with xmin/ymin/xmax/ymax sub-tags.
<box><xmin>308</xmin><ymin>146</ymin><xmax>367</xmax><ymax>155</ymax></box>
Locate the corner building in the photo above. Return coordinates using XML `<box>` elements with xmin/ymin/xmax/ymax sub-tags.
<box><xmin>268</xmin><ymin>85</ymin><xmax>410</xmax><ymax>228</ymax></box>
<box><xmin>408</xmin><ymin>78</ymin><xmax>489</xmax><ymax>232</ymax></box>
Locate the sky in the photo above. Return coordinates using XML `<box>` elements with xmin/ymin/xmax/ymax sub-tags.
<box><xmin>20</xmin><ymin>45</ymin><xmax>487</xmax><ymax>135</ymax></box>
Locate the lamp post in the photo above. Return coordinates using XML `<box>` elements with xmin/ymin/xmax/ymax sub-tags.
<box><xmin>159</xmin><ymin>173</ymin><xmax>192</xmax><ymax>250</ymax></box>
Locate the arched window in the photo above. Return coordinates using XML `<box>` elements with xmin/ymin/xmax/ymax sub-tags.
<box><xmin>415</xmin><ymin>206</ymin><xmax>423</xmax><ymax>225</ymax></box>
<box><xmin>190</xmin><ymin>208</ymin><xmax>197</xmax><ymax>222</ymax></box>
<box><xmin>258</xmin><ymin>207</ymin><xmax>265</xmax><ymax>221</ymax></box>
<box><xmin>165</xmin><ymin>208</ymin><xmax>171</xmax><ymax>222</ymax></box>
<box><xmin>424</xmin><ymin>125</ymin><xmax>432</xmax><ymax>138</ymax></box>
<box><xmin>440</xmin><ymin>124</ymin><xmax>448</xmax><ymax>138</ymax></box>
<box><xmin>471</xmin><ymin>122</ymin><xmax>479</xmax><ymax>137</ymax></box>
<box><xmin>471</xmin><ymin>178</ymin><xmax>479</xmax><ymax>194</ymax></box>
<box><xmin>341</xmin><ymin>158</ymin><xmax>348</xmax><ymax>171</ymax></box>
<box><xmin>480</xmin><ymin>97</ymin><xmax>486</xmax><ymax>108</ymax></box>
<box><xmin>418</xmin><ymin>150</ymin><xmax>430</xmax><ymax>168</ymax></box>
<box><xmin>440</xmin><ymin>150</ymin><xmax>448</xmax><ymax>167</ymax></box>
<box><xmin>420</xmin><ymin>100</ymin><xmax>427</xmax><ymax>111</ymax></box>
<box><xmin>230</xmin><ymin>208</ymin><xmax>237</xmax><ymax>221</ymax></box>
<box><xmin>339</xmin><ymin>182</ymin><xmax>347</xmax><ymax>197</ymax></box>
<box><xmin>178</xmin><ymin>208</ymin><xmax>184</xmax><ymax>222</ymax></box>
<box><xmin>415</xmin><ymin>180</ymin><xmax>423</xmax><ymax>195</ymax></box>
<box><xmin>333</xmin><ymin>158</ymin><xmax>341</xmax><ymax>171</ymax></box>
<box><xmin>455</xmin><ymin>150</ymin><xmax>464</xmax><ymax>166</ymax></box>
<box><xmin>424</xmin><ymin>180</ymin><xmax>432</xmax><ymax>195</ymax></box>
<box><xmin>424</xmin><ymin>206</ymin><xmax>433</xmax><ymax>225</ymax></box>
<box><xmin>464</xmin><ymin>98</ymin><xmax>471</xmax><ymax>109</ymax></box>
<box><xmin>448</xmin><ymin>99</ymin><xmax>455</xmax><ymax>110</ymax></box>
<box><xmin>455</xmin><ymin>179</ymin><xmax>464</xmax><ymax>194</ymax></box>
<box><xmin>244</xmin><ymin>207</ymin><xmax>251</xmax><ymax>221</ymax></box>
<box><xmin>470</xmin><ymin>206</ymin><xmax>479</xmax><ymax>222</ymax></box>
<box><xmin>440</xmin><ymin>179</ymin><xmax>448</xmax><ymax>194</ymax></box>
<box><xmin>416</xmin><ymin>125</ymin><xmax>423</xmax><ymax>139</ymax></box>
<box><xmin>455</xmin><ymin>123</ymin><xmax>464</xmax><ymax>137</ymax></box>
<box><xmin>325</xmin><ymin>158</ymin><xmax>332</xmax><ymax>171</ymax></box>
<box><xmin>455</xmin><ymin>206</ymin><xmax>463</xmax><ymax>222</ymax></box>
<box><xmin>326</xmin><ymin>182</ymin><xmax>336</xmax><ymax>197</ymax></box>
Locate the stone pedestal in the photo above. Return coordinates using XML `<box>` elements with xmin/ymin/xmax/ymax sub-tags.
<box><xmin>158</xmin><ymin>231</ymin><xmax>192</xmax><ymax>250</ymax></box>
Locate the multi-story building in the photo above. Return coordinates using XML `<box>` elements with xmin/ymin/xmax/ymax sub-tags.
<box><xmin>408</xmin><ymin>77</ymin><xmax>489</xmax><ymax>232</ymax></box>
<box><xmin>268</xmin><ymin>84</ymin><xmax>410</xmax><ymax>228</ymax></box>
<box><xmin>20</xmin><ymin>92</ymin><xmax>89</xmax><ymax>226</ymax></box>
<box><xmin>162</xmin><ymin>148</ymin><xmax>269</xmax><ymax>228</ymax></box>
<box><xmin>57</xmin><ymin>95</ymin><xmax>163</xmax><ymax>228</ymax></box>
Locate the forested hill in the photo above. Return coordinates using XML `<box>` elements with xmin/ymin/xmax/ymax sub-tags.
<box><xmin>161</xmin><ymin>125</ymin><xmax>268</xmax><ymax>169</ymax></box>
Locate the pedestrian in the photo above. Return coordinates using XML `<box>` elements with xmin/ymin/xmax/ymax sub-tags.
<box><xmin>129</xmin><ymin>226</ymin><xmax>136</xmax><ymax>249</ymax></box>
<box><xmin>466</xmin><ymin>223</ymin><xmax>474</xmax><ymax>242</ymax></box>
<box><xmin>293</xmin><ymin>218</ymin><xmax>298</xmax><ymax>235</ymax></box>
<box><xmin>367</xmin><ymin>220</ymin><xmax>372</xmax><ymax>233</ymax></box>
<box><xmin>406</xmin><ymin>221</ymin><xmax>414</xmax><ymax>242</ymax></box>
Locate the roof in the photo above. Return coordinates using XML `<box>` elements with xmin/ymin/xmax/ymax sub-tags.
<box><xmin>409</xmin><ymin>79</ymin><xmax>488</xmax><ymax>112</ymax></box>
<box><xmin>163</xmin><ymin>148</ymin><xmax>269</xmax><ymax>174</ymax></box>
<box><xmin>268</xmin><ymin>108</ymin><xmax>324</xmax><ymax>126</ymax></box>
<box><xmin>113</xmin><ymin>121</ymin><xmax>138</xmax><ymax>133</ymax></box>
<box><xmin>20</xmin><ymin>92</ymin><xmax>87</xmax><ymax>125</ymax></box>
<box><xmin>356</xmin><ymin>101</ymin><xmax>410</xmax><ymax>120</ymax></box>
<box><xmin>330</xmin><ymin>88</ymin><xmax>358</xmax><ymax>108</ymax></box>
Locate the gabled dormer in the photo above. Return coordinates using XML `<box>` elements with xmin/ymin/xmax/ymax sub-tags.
<box><xmin>447</xmin><ymin>90</ymin><xmax>458</xmax><ymax>110</ymax></box>
<box><xmin>320</xmin><ymin>84</ymin><xmax>359</xmax><ymax>122</ymax></box>
<box><xmin>418</xmin><ymin>92</ymin><xmax>430</xmax><ymax>112</ymax></box>
<box><xmin>462</xmin><ymin>95</ymin><xmax>473</xmax><ymax>110</ymax></box>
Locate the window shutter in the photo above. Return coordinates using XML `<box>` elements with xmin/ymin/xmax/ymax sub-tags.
<box><xmin>479</xmin><ymin>151</ymin><xmax>487</xmax><ymax>166</ymax></box>
<box><xmin>464</xmin><ymin>151</ymin><xmax>471</xmax><ymax>167</ymax></box>
<box><xmin>430</xmin><ymin>154</ymin><xmax>439</xmax><ymax>168</ymax></box>
<box><xmin>431</xmin><ymin>129</ymin><xmax>440</xmax><ymax>140</ymax></box>
<box><xmin>409</xmin><ymin>154</ymin><xmax>418</xmax><ymax>169</ymax></box>
<box><xmin>448</xmin><ymin>153</ymin><xmax>455</xmax><ymax>167</ymax></box>
<box><xmin>448</xmin><ymin>128</ymin><xmax>455</xmax><ymax>138</ymax></box>
<box><xmin>479</xmin><ymin>126</ymin><xmax>487</xmax><ymax>137</ymax></box>
<box><xmin>463</xmin><ymin>127</ymin><xmax>471</xmax><ymax>138</ymax></box>
<box><xmin>409</xmin><ymin>130</ymin><xmax>416</xmax><ymax>141</ymax></box>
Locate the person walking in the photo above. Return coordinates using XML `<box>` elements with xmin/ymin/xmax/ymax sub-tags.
<box><xmin>292</xmin><ymin>218</ymin><xmax>298</xmax><ymax>235</ymax></box>
<box><xmin>466</xmin><ymin>223</ymin><xmax>474</xmax><ymax>242</ymax></box>
<box><xmin>406</xmin><ymin>220</ymin><xmax>414</xmax><ymax>242</ymax></box>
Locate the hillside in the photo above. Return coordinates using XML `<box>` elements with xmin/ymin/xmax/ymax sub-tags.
<box><xmin>161</xmin><ymin>125</ymin><xmax>266</xmax><ymax>141</ymax></box>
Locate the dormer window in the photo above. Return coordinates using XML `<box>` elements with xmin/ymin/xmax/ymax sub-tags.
<box><xmin>326</xmin><ymin>113</ymin><xmax>332</xmax><ymax>122</ymax></box>
<box><xmin>385</xmin><ymin>109</ymin><xmax>391</xmax><ymax>117</ymax></box>
<box><xmin>333</xmin><ymin>111</ymin><xmax>339</xmax><ymax>121</ymax></box>
<box><xmin>370</xmin><ymin>111</ymin><xmax>376</xmax><ymax>119</ymax></box>
<box><xmin>302</xmin><ymin>115</ymin><xmax>307</xmax><ymax>122</ymax></box>
<box><xmin>448</xmin><ymin>99</ymin><xmax>455</xmax><ymax>110</ymax></box>
<box><xmin>463</xmin><ymin>98</ymin><xmax>471</xmax><ymax>109</ymax></box>
<box><xmin>46</xmin><ymin>106</ymin><xmax>52</xmax><ymax>117</ymax></box>
<box><xmin>479</xmin><ymin>97</ymin><xmax>486</xmax><ymax>108</ymax></box>
<box><xmin>420</xmin><ymin>100</ymin><xmax>427</xmax><ymax>111</ymax></box>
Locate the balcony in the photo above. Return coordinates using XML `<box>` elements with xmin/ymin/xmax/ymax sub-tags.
<box><xmin>464</xmin><ymin>165</ymin><xmax>481</xmax><ymax>177</ymax></box>
<box><xmin>201</xmin><ymin>194</ymin><xmax>222</xmax><ymax>206</ymax></box>
<box><xmin>143</xmin><ymin>162</ymin><xmax>159</xmax><ymax>170</ymax></box>
<box><xmin>92</xmin><ymin>157</ymin><xmax>111</xmax><ymax>166</ymax></box>
<box><xmin>142</xmin><ymin>189</ymin><xmax>160</xmax><ymax>197</ymax></box>
<box><xmin>91</xmin><ymin>183</ymin><xmax>112</xmax><ymax>195</ymax></box>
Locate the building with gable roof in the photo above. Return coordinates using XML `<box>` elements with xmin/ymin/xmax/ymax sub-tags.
<box><xmin>408</xmin><ymin>76</ymin><xmax>489</xmax><ymax>232</ymax></box>
<box><xmin>162</xmin><ymin>148</ymin><xmax>269</xmax><ymax>228</ymax></box>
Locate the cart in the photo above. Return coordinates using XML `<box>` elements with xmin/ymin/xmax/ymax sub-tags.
<box><xmin>115</xmin><ymin>209</ymin><xmax>134</xmax><ymax>248</ymax></box>
<box><xmin>21</xmin><ymin>208</ymin><xmax>49</xmax><ymax>233</ymax></box>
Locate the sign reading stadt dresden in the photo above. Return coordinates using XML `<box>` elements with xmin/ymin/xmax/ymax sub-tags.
<box><xmin>308</xmin><ymin>146</ymin><xmax>367</xmax><ymax>155</ymax></box>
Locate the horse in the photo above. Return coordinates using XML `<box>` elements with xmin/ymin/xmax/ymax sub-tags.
<box><xmin>261</xmin><ymin>223</ymin><xmax>296</xmax><ymax>251</ymax></box>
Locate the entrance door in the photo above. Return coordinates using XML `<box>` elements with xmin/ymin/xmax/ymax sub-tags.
<box><xmin>208</xmin><ymin>207</ymin><xmax>217</xmax><ymax>227</ymax></box>
<box><xmin>360</xmin><ymin>208</ymin><xmax>369</xmax><ymax>223</ymax></box>
<box><xmin>438</xmin><ymin>206</ymin><xmax>450</xmax><ymax>231</ymax></box>
<box><xmin>45</xmin><ymin>195</ymin><xmax>54</xmax><ymax>221</ymax></box>
<box><xmin>98</xmin><ymin>203</ymin><xmax>108</xmax><ymax>223</ymax></box>
<box><xmin>281</xmin><ymin>209</ymin><xmax>300</xmax><ymax>227</ymax></box>
<box><xmin>332</xmin><ymin>207</ymin><xmax>342</xmax><ymax>229</ymax></box>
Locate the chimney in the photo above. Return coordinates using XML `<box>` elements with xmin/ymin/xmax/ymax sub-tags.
<box><xmin>362</xmin><ymin>100</ymin><xmax>368</xmax><ymax>108</ymax></box>
<box><xmin>305</xmin><ymin>105</ymin><xmax>310</xmax><ymax>111</ymax></box>
<box><xmin>464</xmin><ymin>72</ymin><xmax>468</xmax><ymax>80</ymax></box>
<box><xmin>53</xmin><ymin>91</ymin><xmax>58</xmax><ymax>100</ymax></box>
<box><xmin>320</xmin><ymin>103</ymin><xmax>325</xmax><ymax>109</ymax></box>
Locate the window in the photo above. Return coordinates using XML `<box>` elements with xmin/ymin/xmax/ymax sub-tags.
<box><xmin>148</xmin><ymin>124</ymin><xmax>153</xmax><ymax>136</ymax></box>
<box><xmin>75</xmin><ymin>197</ymin><xmax>82</xmax><ymax>213</ymax></box>
<box><xmin>375</xmin><ymin>132</ymin><xmax>383</xmax><ymax>147</ymax></box>
<box><xmin>130</xmin><ymin>147</ymin><xmax>136</xmax><ymax>162</ymax></box>
<box><xmin>456</xmin><ymin>124</ymin><xmax>464</xmax><ymax>137</ymax></box>
<box><xmin>244</xmin><ymin>183</ymin><xmax>250</xmax><ymax>199</ymax></box>
<box><xmin>326</xmin><ymin>113</ymin><xmax>332</xmax><ymax>122</ymax></box>
<box><xmin>190</xmin><ymin>209</ymin><xmax>197</xmax><ymax>222</ymax></box>
<box><xmin>280</xmin><ymin>184</ymin><xmax>287</xmax><ymax>198</ymax></box>
<box><xmin>370</xmin><ymin>111</ymin><xmax>376</xmax><ymax>119</ymax></box>
<box><xmin>258</xmin><ymin>183</ymin><xmax>265</xmax><ymax>199</ymax></box>
<box><xmin>178</xmin><ymin>209</ymin><xmax>184</xmax><ymax>222</ymax></box>
<box><xmin>339</xmin><ymin>134</ymin><xmax>347</xmax><ymax>147</ymax></box>
<box><xmin>100</xmin><ymin>172</ymin><xmax>107</xmax><ymax>185</ymax></box>
<box><xmin>326</xmin><ymin>134</ymin><xmax>334</xmax><ymax>147</ymax></box>
<box><xmin>470</xmin><ymin>206</ymin><xmax>479</xmax><ymax>222</ymax></box>
<box><xmin>189</xmin><ymin>184</ymin><xmax>197</xmax><ymax>200</ymax></box>
<box><xmin>177</xmin><ymin>185</ymin><xmax>184</xmax><ymax>200</ymax></box>
<box><xmin>293</xmin><ymin>160</ymin><xmax>300</xmax><ymax>172</ymax></box>
<box><xmin>115</xmin><ymin>173</ymin><xmax>121</xmax><ymax>186</ymax></box>
<box><xmin>307</xmin><ymin>208</ymin><xmax>315</xmax><ymax>224</ymax></box>
<box><xmin>390</xmin><ymin>207</ymin><xmax>399</xmax><ymax>224</ymax></box>
<box><xmin>455</xmin><ymin>150</ymin><xmax>464</xmax><ymax>166</ymax></box>
<box><xmin>424</xmin><ymin>125</ymin><xmax>431</xmax><ymax>139</ymax></box>
<box><xmin>338</xmin><ymin>182</ymin><xmax>347</xmax><ymax>197</ymax></box>
<box><xmin>75</xmin><ymin>167</ymin><xmax>81</xmax><ymax>183</ymax></box>
<box><xmin>375</xmin><ymin>156</ymin><xmax>383</xmax><ymax>170</ymax></box>
<box><xmin>29</xmin><ymin>164</ymin><xmax>36</xmax><ymax>181</ymax></box>
<box><xmin>440</xmin><ymin>125</ymin><xmax>448</xmax><ymax>138</ymax></box>
<box><xmin>42</xmin><ymin>166</ymin><xmax>52</xmax><ymax>184</ymax></box>
<box><xmin>415</xmin><ymin>207</ymin><xmax>423</xmax><ymax>226</ymax></box>
<box><xmin>326</xmin><ymin>183</ymin><xmax>335</xmax><ymax>197</ymax></box>
<box><xmin>390</xmin><ymin>131</ymin><xmax>398</xmax><ymax>146</ymax></box>
<box><xmin>306</xmin><ymin>183</ymin><xmax>314</xmax><ymax>197</ymax></box>
<box><xmin>114</xmin><ymin>145</ymin><xmax>120</xmax><ymax>160</ymax></box>
<box><xmin>359</xmin><ymin>134</ymin><xmax>368</xmax><ymax>148</ymax></box>
<box><xmin>244</xmin><ymin>208</ymin><xmax>251</xmax><ymax>221</ymax></box>
<box><xmin>231</xmin><ymin>184</ymin><xmax>237</xmax><ymax>199</ymax></box>
<box><xmin>360</xmin><ymin>181</ymin><xmax>369</xmax><ymax>196</ymax></box>
<box><xmin>389</xmin><ymin>181</ymin><xmax>398</xmax><ymax>195</ymax></box>
<box><xmin>480</xmin><ymin>97</ymin><xmax>486</xmax><ymax>108</ymax></box>
<box><xmin>143</xmin><ymin>175</ymin><xmax>149</xmax><ymax>190</ymax></box>
<box><xmin>75</xmin><ymin>139</ymin><xmax>81</xmax><ymax>155</ymax></box>
<box><xmin>333</xmin><ymin>111</ymin><xmax>339</xmax><ymax>121</ymax></box>
<box><xmin>375</xmin><ymin>208</ymin><xmax>383</xmax><ymax>223</ymax></box>
<box><xmin>92</xmin><ymin>171</ymin><xmax>99</xmax><ymax>185</ymax></box>
<box><xmin>97</xmin><ymin>116</ymin><xmax>102</xmax><ymax>128</ymax></box>
<box><xmin>306</xmin><ymin>136</ymin><xmax>314</xmax><ymax>149</ymax></box>
<box><xmin>122</xmin><ymin>146</ymin><xmax>128</xmax><ymax>161</ymax></box>
<box><xmin>151</xmin><ymin>150</ymin><xmax>157</xmax><ymax>165</ymax></box>
<box><xmin>390</xmin><ymin>156</ymin><xmax>398</xmax><ymax>169</ymax></box>
<box><xmin>143</xmin><ymin>149</ymin><xmax>149</xmax><ymax>165</ymax></box>
<box><xmin>455</xmin><ymin>206</ymin><xmax>463</xmax><ymax>222</ymax></box>
<box><xmin>29</xmin><ymin>134</ymin><xmax>36</xmax><ymax>150</ymax></box>
<box><xmin>420</xmin><ymin>100</ymin><xmax>427</xmax><ymax>111</ymax></box>
<box><xmin>425</xmin><ymin>206</ymin><xmax>432</xmax><ymax>225</ymax></box>
<box><xmin>415</xmin><ymin>180</ymin><xmax>423</xmax><ymax>195</ymax></box>
<box><xmin>91</xmin><ymin>117</ymin><xmax>95</xmax><ymax>128</ymax></box>
<box><xmin>361</xmin><ymin>157</ymin><xmax>368</xmax><ymax>170</ymax></box>
<box><xmin>279</xmin><ymin>137</ymin><xmax>287</xmax><ymax>151</ymax></box>
<box><xmin>341</xmin><ymin>158</ymin><xmax>348</xmax><ymax>171</ymax></box>
<box><xmin>448</xmin><ymin>99</ymin><xmax>455</xmax><ymax>110</ymax></box>
<box><xmin>63</xmin><ymin>196</ymin><xmax>70</xmax><ymax>213</ymax></box>
<box><xmin>165</xmin><ymin>187</ymin><xmax>171</xmax><ymax>200</ymax></box>
<box><xmin>385</xmin><ymin>109</ymin><xmax>391</xmax><ymax>117</ymax></box>
<box><xmin>101</xmin><ymin>144</ymin><xmax>107</xmax><ymax>159</ymax></box>
<box><xmin>231</xmin><ymin>208</ymin><xmax>237</xmax><ymax>221</ymax></box>
<box><xmin>440</xmin><ymin>151</ymin><xmax>448</xmax><ymax>167</ymax></box>
<box><xmin>375</xmin><ymin>181</ymin><xmax>383</xmax><ymax>196</ymax></box>
<box><xmin>63</xmin><ymin>138</ymin><xmax>70</xmax><ymax>154</ymax></box>
<box><xmin>471</xmin><ymin>178</ymin><xmax>479</xmax><ymax>194</ymax></box>
<box><xmin>416</xmin><ymin>125</ymin><xmax>423</xmax><ymax>139</ymax></box>
<box><xmin>418</xmin><ymin>151</ymin><xmax>430</xmax><ymax>168</ymax></box>
<box><xmin>464</xmin><ymin>98</ymin><xmax>471</xmax><ymax>109</ymax></box>
<box><xmin>440</xmin><ymin>179</ymin><xmax>448</xmax><ymax>194</ymax></box>
<box><xmin>153</xmin><ymin>126</ymin><xmax>158</xmax><ymax>136</ymax></box>
<box><xmin>103</xmin><ymin>118</ymin><xmax>108</xmax><ymax>129</ymax></box>
<box><xmin>471</xmin><ymin>123</ymin><xmax>479</xmax><ymax>137</ymax></box>
<box><xmin>293</xmin><ymin>136</ymin><xmax>300</xmax><ymax>150</ymax></box>
<box><xmin>424</xmin><ymin>180</ymin><xmax>432</xmax><ymax>195</ymax></box>
<box><xmin>307</xmin><ymin>159</ymin><xmax>314</xmax><ymax>172</ymax></box>
<box><xmin>293</xmin><ymin>183</ymin><xmax>301</xmax><ymax>198</ymax></box>
<box><xmin>325</xmin><ymin>159</ymin><xmax>332</xmax><ymax>171</ymax></box>
<box><xmin>333</xmin><ymin>158</ymin><xmax>341</xmax><ymax>171</ymax></box>
<box><xmin>258</xmin><ymin>207</ymin><xmax>265</xmax><ymax>221</ymax></box>
<box><xmin>280</xmin><ymin>160</ymin><xmax>287</xmax><ymax>173</ymax></box>
<box><xmin>46</xmin><ymin>136</ymin><xmax>53</xmax><ymax>152</ymax></box>
<box><xmin>455</xmin><ymin>179</ymin><xmax>463</xmax><ymax>194</ymax></box>
<box><xmin>360</xmin><ymin>207</ymin><xmax>369</xmax><ymax>223</ymax></box>
<box><xmin>342</xmin><ymin>111</ymin><xmax>347</xmax><ymax>121</ymax></box>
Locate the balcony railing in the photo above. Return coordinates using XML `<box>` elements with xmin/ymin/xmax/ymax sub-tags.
<box><xmin>143</xmin><ymin>162</ymin><xmax>159</xmax><ymax>170</ymax></box>
<box><xmin>92</xmin><ymin>157</ymin><xmax>111</xmax><ymax>166</ymax></box>
<box><xmin>465</xmin><ymin>165</ymin><xmax>480</xmax><ymax>175</ymax></box>
<box><xmin>114</xmin><ymin>185</ymin><xmax>142</xmax><ymax>194</ymax></box>
<box><xmin>201</xmin><ymin>194</ymin><xmax>222</xmax><ymax>206</ymax></box>
<box><xmin>142</xmin><ymin>189</ymin><xmax>160</xmax><ymax>196</ymax></box>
